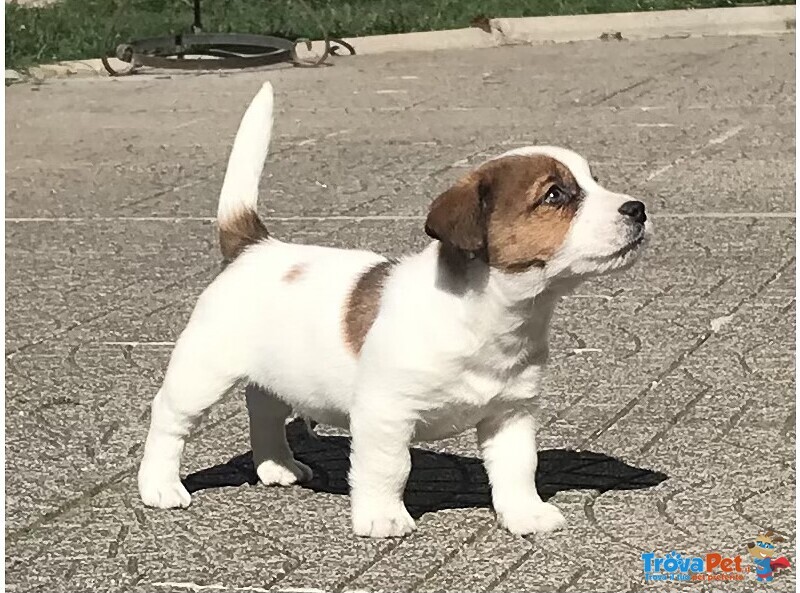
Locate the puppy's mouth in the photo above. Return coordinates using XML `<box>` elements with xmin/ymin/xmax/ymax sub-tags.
<box><xmin>592</xmin><ymin>229</ymin><xmax>647</xmax><ymax>262</ymax></box>
<box><xmin>614</xmin><ymin>231</ymin><xmax>646</xmax><ymax>258</ymax></box>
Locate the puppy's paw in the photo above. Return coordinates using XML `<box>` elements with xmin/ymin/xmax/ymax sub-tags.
<box><xmin>498</xmin><ymin>501</ymin><xmax>566</xmax><ymax>535</ymax></box>
<box><xmin>256</xmin><ymin>459</ymin><xmax>313</xmax><ymax>486</ymax></box>
<box><xmin>352</xmin><ymin>503</ymin><xmax>416</xmax><ymax>538</ymax></box>
<box><xmin>138</xmin><ymin>473</ymin><xmax>192</xmax><ymax>509</ymax></box>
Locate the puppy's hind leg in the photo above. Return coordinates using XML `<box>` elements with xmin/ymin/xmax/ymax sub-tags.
<box><xmin>246</xmin><ymin>384</ymin><xmax>312</xmax><ymax>486</ymax></box>
<box><xmin>138</xmin><ymin>331</ymin><xmax>239</xmax><ymax>509</ymax></box>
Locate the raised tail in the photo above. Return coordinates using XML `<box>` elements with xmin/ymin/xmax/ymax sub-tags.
<box><xmin>217</xmin><ymin>81</ymin><xmax>273</xmax><ymax>261</ymax></box>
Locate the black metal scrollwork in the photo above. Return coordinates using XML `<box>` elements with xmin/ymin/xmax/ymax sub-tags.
<box><xmin>101</xmin><ymin>0</ymin><xmax>355</xmax><ymax>76</ymax></box>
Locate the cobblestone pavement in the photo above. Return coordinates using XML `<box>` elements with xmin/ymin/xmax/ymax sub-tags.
<box><xmin>5</xmin><ymin>34</ymin><xmax>796</xmax><ymax>593</ymax></box>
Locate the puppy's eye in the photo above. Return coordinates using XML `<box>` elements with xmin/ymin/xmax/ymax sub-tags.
<box><xmin>543</xmin><ymin>185</ymin><xmax>568</xmax><ymax>205</ymax></box>
<box><xmin>592</xmin><ymin>174</ymin><xmax>599</xmax><ymax>183</ymax></box>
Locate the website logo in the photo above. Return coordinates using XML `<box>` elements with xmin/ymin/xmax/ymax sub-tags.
<box><xmin>641</xmin><ymin>530</ymin><xmax>792</xmax><ymax>584</ymax></box>
<box><xmin>641</xmin><ymin>551</ymin><xmax>749</xmax><ymax>582</ymax></box>
<box><xmin>746</xmin><ymin>530</ymin><xmax>791</xmax><ymax>582</ymax></box>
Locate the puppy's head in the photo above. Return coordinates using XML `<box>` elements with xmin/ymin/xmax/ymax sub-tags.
<box><xmin>425</xmin><ymin>146</ymin><xmax>651</xmax><ymax>280</ymax></box>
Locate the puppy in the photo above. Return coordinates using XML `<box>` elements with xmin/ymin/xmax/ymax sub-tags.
<box><xmin>138</xmin><ymin>82</ymin><xmax>651</xmax><ymax>537</ymax></box>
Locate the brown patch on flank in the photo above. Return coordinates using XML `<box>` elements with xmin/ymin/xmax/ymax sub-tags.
<box><xmin>219</xmin><ymin>209</ymin><xmax>269</xmax><ymax>261</ymax></box>
<box><xmin>343</xmin><ymin>261</ymin><xmax>394</xmax><ymax>355</ymax></box>
<box><xmin>283</xmin><ymin>263</ymin><xmax>307</xmax><ymax>283</ymax></box>
<box><xmin>425</xmin><ymin>155</ymin><xmax>581</xmax><ymax>272</ymax></box>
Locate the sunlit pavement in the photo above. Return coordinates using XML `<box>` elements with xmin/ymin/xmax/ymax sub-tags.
<box><xmin>6</xmin><ymin>34</ymin><xmax>795</xmax><ymax>592</ymax></box>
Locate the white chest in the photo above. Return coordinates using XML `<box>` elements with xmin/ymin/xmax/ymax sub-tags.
<box><xmin>413</xmin><ymin>341</ymin><xmax>548</xmax><ymax>441</ymax></box>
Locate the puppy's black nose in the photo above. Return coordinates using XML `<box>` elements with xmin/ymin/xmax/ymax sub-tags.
<box><xmin>618</xmin><ymin>200</ymin><xmax>647</xmax><ymax>224</ymax></box>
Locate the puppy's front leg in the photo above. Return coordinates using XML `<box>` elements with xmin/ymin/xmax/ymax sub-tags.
<box><xmin>477</xmin><ymin>407</ymin><xmax>565</xmax><ymax>535</ymax></box>
<box><xmin>349</xmin><ymin>401</ymin><xmax>416</xmax><ymax>538</ymax></box>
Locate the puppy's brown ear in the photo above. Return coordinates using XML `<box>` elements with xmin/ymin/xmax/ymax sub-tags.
<box><xmin>425</xmin><ymin>173</ymin><xmax>488</xmax><ymax>252</ymax></box>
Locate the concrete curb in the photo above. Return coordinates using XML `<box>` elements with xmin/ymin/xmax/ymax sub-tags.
<box><xmin>492</xmin><ymin>5</ymin><xmax>796</xmax><ymax>45</ymax></box>
<box><xmin>5</xmin><ymin>69</ymin><xmax>25</xmax><ymax>85</ymax></box>
<box><xmin>296</xmin><ymin>27</ymin><xmax>497</xmax><ymax>60</ymax></box>
<box><xmin>296</xmin><ymin>5</ymin><xmax>795</xmax><ymax>58</ymax></box>
<box><xmin>13</xmin><ymin>5</ymin><xmax>796</xmax><ymax>81</ymax></box>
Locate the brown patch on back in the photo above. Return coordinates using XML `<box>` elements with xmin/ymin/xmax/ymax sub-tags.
<box><xmin>219</xmin><ymin>209</ymin><xmax>269</xmax><ymax>261</ymax></box>
<box><xmin>283</xmin><ymin>263</ymin><xmax>307</xmax><ymax>283</ymax></box>
<box><xmin>343</xmin><ymin>261</ymin><xmax>394</xmax><ymax>355</ymax></box>
<box><xmin>425</xmin><ymin>155</ymin><xmax>581</xmax><ymax>272</ymax></box>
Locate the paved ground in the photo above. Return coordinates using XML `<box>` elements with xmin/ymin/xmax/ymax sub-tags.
<box><xmin>5</xmin><ymin>34</ymin><xmax>796</xmax><ymax>592</ymax></box>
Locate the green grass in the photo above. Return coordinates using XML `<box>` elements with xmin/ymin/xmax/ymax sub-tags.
<box><xmin>5</xmin><ymin>0</ymin><xmax>795</xmax><ymax>70</ymax></box>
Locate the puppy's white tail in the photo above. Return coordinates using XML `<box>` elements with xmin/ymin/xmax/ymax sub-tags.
<box><xmin>217</xmin><ymin>81</ymin><xmax>273</xmax><ymax>261</ymax></box>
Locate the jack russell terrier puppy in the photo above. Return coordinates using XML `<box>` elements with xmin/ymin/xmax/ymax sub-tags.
<box><xmin>138</xmin><ymin>82</ymin><xmax>651</xmax><ymax>538</ymax></box>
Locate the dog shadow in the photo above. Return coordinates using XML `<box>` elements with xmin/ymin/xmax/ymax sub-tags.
<box><xmin>183</xmin><ymin>420</ymin><xmax>667</xmax><ymax>519</ymax></box>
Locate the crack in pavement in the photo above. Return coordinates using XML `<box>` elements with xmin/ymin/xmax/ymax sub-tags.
<box><xmin>6</xmin><ymin>264</ymin><xmax>217</xmax><ymax>356</ymax></box>
<box><xmin>579</xmin><ymin>256</ymin><xmax>796</xmax><ymax>449</ymax></box>
<box><xmin>588</xmin><ymin>38</ymin><xmax>751</xmax><ymax>107</ymax></box>
<box><xmin>407</xmin><ymin>521</ymin><xmax>493</xmax><ymax>593</ymax></box>
<box><xmin>638</xmin><ymin>369</ymin><xmax>712</xmax><ymax>456</ymax></box>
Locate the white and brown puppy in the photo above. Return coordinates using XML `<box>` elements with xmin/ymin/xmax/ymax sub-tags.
<box><xmin>138</xmin><ymin>82</ymin><xmax>650</xmax><ymax>538</ymax></box>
